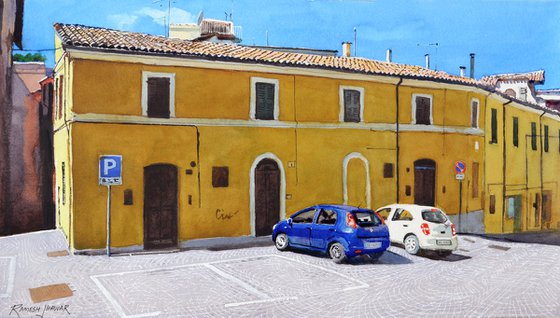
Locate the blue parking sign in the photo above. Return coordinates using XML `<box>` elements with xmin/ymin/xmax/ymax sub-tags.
<box><xmin>99</xmin><ymin>155</ymin><xmax>122</xmax><ymax>186</ymax></box>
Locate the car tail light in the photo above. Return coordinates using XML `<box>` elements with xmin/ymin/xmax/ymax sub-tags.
<box><xmin>375</xmin><ymin>212</ymin><xmax>385</xmax><ymax>224</ymax></box>
<box><xmin>420</xmin><ymin>223</ymin><xmax>430</xmax><ymax>235</ymax></box>
<box><xmin>346</xmin><ymin>213</ymin><xmax>357</xmax><ymax>229</ymax></box>
<box><xmin>452</xmin><ymin>224</ymin><xmax>456</xmax><ymax>236</ymax></box>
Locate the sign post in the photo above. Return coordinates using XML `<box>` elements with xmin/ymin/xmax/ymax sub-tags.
<box><xmin>99</xmin><ymin>155</ymin><xmax>122</xmax><ymax>257</ymax></box>
<box><xmin>454</xmin><ymin>161</ymin><xmax>466</xmax><ymax>233</ymax></box>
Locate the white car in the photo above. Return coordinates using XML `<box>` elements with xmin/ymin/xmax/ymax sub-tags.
<box><xmin>375</xmin><ymin>204</ymin><xmax>458</xmax><ymax>256</ymax></box>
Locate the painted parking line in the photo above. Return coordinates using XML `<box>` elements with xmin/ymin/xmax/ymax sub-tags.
<box><xmin>0</xmin><ymin>256</ymin><xmax>16</xmax><ymax>298</ymax></box>
<box><xmin>91</xmin><ymin>254</ymin><xmax>370</xmax><ymax>316</ymax></box>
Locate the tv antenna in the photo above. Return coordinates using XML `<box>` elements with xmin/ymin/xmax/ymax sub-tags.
<box><xmin>417</xmin><ymin>42</ymin><xmax>439</xmax><ymax>70</ymax></box>
<box><xmin>153</xmin><ymin>0</ymin><xmax>177</xmax><ymax>37</ymax></box>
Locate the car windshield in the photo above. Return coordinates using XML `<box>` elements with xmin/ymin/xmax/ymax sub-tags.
<box><xmin>352</xmin><ymin>210</ymin><xmax>382</xmax><ymax>227</ymax></box>
<box><xmin>421</xmin><ymin>209</ymin><xmax>448</xmax><ymax>223</ymax></box>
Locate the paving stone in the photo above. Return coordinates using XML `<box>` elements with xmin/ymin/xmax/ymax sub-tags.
<box><xmin>0</xmin><ymin>231</ymin><xmax>559</xmax><ymax>317</ymax></box>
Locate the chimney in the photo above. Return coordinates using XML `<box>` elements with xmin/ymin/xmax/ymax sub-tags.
<box><xmin>460</xmin><ymin>66</ymin><xmax>466</xmax><ymax>77</ymax></box>
<box><xmin>470</xmin><ymin>53</ymin><xmax>475</xmax><ymax>79</ymax></box>
<box><xmin>342</xmin><ymin>42</ymin><xmax>352</xmax><ymax>57</ymax></box>
<box><xmin>386</xmin><ymin>49</ymin><xmax>392</xmax><ymax>62</ymax></box>
<box><xmin>425</xmin><ymin>54</ymin><xmax>430</xmax><ymax>69</ymax></box>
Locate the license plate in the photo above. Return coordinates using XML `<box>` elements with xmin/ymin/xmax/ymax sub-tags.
<box><xmin>364</xmin><ymin>241</ymin><xmax>381</xmax><ymax>249</ymax></box>
<box><xmin>436</xmin><ymin>240</ymin><xmax>452</xmax><ymax>246</ymax></box>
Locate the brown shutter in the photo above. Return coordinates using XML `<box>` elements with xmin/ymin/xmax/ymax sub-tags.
<box><xmin>344</xmin><ymin>89</ymin><xmax>360</xmax><ymax>122</ymax></box>
<box><xmin>471</xmin><ymin>101</ymin><xmax>478</xmax><ymax>128</ymax></box>
<box><xmin>58</xmin><ymin>76</ymin><xmax>64</xmax><ymax>119</ymax></box>
<box><xmin>255</xmin><ymin>83</ymin><xmax>275</xmax><ymax>120</ymax></box>
<box><xmin>415</xmin><ymin>96</ymin><xmax>431</xmax><ymax>125</ymax></box>
<box><xmin>147</xmin><ymin>77</ymin><xmax>170</xmax><ymax>118</ymax></box>
<box><xmin>489</xmin><ymin>195</ymin><xmax>496</xmax><ymax>214</ymax></box>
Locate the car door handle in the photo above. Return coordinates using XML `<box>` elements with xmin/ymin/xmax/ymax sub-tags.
<box><xmin>403</xmin><ymin>224</ymin><xmax>408</xmax><ymax>227</ymax></box>
<box><xmin>328</xmin><ymin>228</ymin><xmax>335</xmax><ymax>232</ymax></box>
<box><xmin>306</xmin><ymin>226</ymin><xmax>312</xmax><ymax>229</ymax></box>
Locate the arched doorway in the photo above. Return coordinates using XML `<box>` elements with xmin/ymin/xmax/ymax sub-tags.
<box><xmin>414</xmin><ymin>159</ymin><xmax>436</xmax><ymax>206</ymax></box>
<box><xmin>342</xmin><ymin>152</ymin><xmax>371</xmax><ymax>208</ymax></box>
<box><xmin>144</xmin><ymin>164</ymin><xmax>178</xmax><ymax>249</ymax></box>
<box><xmin>254</xmin><ymin>158</ymin><xmax>281</xmax><ymax>236</ymax></box>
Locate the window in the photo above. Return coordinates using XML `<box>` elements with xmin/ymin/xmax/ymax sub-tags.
<box><xmin>504</xmin><ymin>89</ymin><xmax>516</xmax><ymax>98</ymax></box>
<box><xmin>531</xmin><ymin>122</ymin><xmax>537</xmax><ymax>151</ymax></box>
<box><xmin>212</xmin><ymin>167</ymin><xmax>229</xmax><ymax>187</ymax></box>
<box><xmin>519</xmin><ymin>87</ymin><xmax>527</xmax><ymax>101</ymax></box>
<box><xmin>250</xmin><ymin>77</ymin><xmax>279</xmax><ymax>120</ymax></box>
<box><xmin>292</xmin><ymin>209</ymin><xmax>316</xmax><ymax>223</ymax></box>
<box><xmin>490</xmin><ymin>108</ymin><xmax>498</xmax><ymax>144</ymax></box>
<box><xmin>471</xmin><ymin>99</ymin><xmax>479</xmax><ymax>128</ymax></box>
<box><xmin>421</xmin><ymin>210</ymin><xmax>447</xmax><ymax>223</ymax></box>
<box><xmin>513</xmin><ymin>117</ymin><xmax>519</xmax><ymax>147</ymax></box>
<box><xmin>472</xmin><ymin>162</ymin><xmax>479</xmax><ymax>198</ymax></box>
<box><xmin>489</xmin><ymin>195</ymin><xmax>496</xmax><ymax>214</ymax></box>
<box><xmin>507</xmin><ymin>196</ymin><xmax>521</xmax><ymax>219</ymax></box>
<box><xmin>339</xmin><ymin>86</ymin><xmax>364</xmax><ymax>123</ymax></box>
<box><xmin>124</xmin><ymin>189</ymin><xmax>133</xmax><ymax>205</ymax></box>
<box><xmin>142</xmin><ymin>71</ymin><xmax>175</xmax><ymax>118</ymax></box>
<box><xmin>61</xmin><ymin>162</ymin><xmax>66</xmax><ymax>205</ymax></box>
<box><xmin>392</xmin><ymin>209</ymin><xmax>413</xmax><ymax>221</ymax></box>
<box><xmin>317</xmin><ymin>209</ymin><xmax>337</xmax><ymax>225</ymax></box>
<box><xmin>413</xmin><ymin>94</ymin><xmax>432</xmax><ymax>125</ymax></box>
<box><xmin>376</xmin><ymin>208</ymin><xmax>391</xmax><ymax>221</ymax></box>
<box><xmin>534</xmin><ymin>194</ymin><xmax>540</xmax><ymax>226</ymax></box>
<box><xmin>544</xmin><ymin>125</ymin><xmax>549</xmax><ymax>152</ymax></box>
<box><xmin>383</xmin><ymin>163</ymin><xmax>394</xmax><ymax>178</ymax></box>
<box><xmin>57</xmin><ymin>76</ymin><xmax>64</xmax><ymax>119</ymax></box>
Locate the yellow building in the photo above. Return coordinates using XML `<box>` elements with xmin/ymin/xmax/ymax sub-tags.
<box><xmin>52</xmin><ymin>23</ymin><xmax>560</xmax><ymax>253</ymax></box>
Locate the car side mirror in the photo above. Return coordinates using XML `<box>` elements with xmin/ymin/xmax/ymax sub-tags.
<box><xmin>287</xmin><ymin>218</ymin><xmax>293</xmax><ymax>226</ymax></box>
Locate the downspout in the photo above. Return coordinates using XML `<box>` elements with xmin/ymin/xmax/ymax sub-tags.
<box><xmin>501</xmin><ymin>99</ymin><xmax>512</xmax><ymax>233</ymax></box>
<box><xmin>395</xmin><ymin>77</ymin><xmax>403</xmax><ymax>203</ymax></box>
<box><xmin>538</xmin><ymin>110</ymin><xmax>545</xmax><ymax>229</ymax></box>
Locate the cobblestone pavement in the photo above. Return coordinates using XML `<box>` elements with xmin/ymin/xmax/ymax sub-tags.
<box><xmin>1</xmin><ymin>230</ymin><xmax>560</xmax><ymax>318</ymax></box>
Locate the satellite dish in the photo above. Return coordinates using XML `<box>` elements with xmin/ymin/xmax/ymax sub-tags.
<box><xmin>197</xmin><ymin>11</ymin><xmax>204</xmax><ymax>25</ymax></box>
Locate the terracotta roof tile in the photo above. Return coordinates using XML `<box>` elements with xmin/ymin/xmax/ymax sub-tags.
<box><xmin>54</xmin><ymin>23</ymin><xmax>485</xmax><ymax>86</ymax></box>
<box><xmin>480</xmin><ymin>70</ymin><xmax>545</xmax><ymax>86</ymax></box>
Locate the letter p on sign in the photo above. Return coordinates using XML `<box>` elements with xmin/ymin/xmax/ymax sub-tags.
<box><xmin>99</xmin><ymin>155</ymin><xmax>122</xmax><ymax>186</ymax></box>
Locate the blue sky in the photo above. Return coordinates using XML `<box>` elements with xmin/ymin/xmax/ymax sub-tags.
<box><xmin>18</xmin><ymin>0</ymin><xmax>560</xmax><ymax>88</ymax></box>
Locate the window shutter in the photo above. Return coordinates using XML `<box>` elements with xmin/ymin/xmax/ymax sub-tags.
<box><xmin>415</xmin><ymin>96</ymin><xmax>431</xmax><ymax>125</ymax></box>
<box><xmin>344</xmin><ymin>89</ymin><xmax>360</xmax><ymax>122</ymax></box>
<box><xmin>58</xmin><ymin>76</ymin><xmax>64</xmax><ymax>119</ymax></box>
<box><xmin>255</xmin><ymin>82</ymin><xmax>275</xmax><ymax>120</ymax></box>
<box><xmin>491</xmin><ymin>108</ymin><xmax>498</xmax><ymax>143</ymax></box>
<box><xmin>513</xmin><ymin>117</ymin><xmax>519</xmax><ymax>147</ymax></box>
<box><xmin>489</xmin><ymin>195</ymin><xmax>496</xmax><ymax>214</ymax></box>
<box><xmin>544</xmin><ymin>125</ymin><xmax>549</xmax><ymax>152</ymax></box>
<box><xmin>147</xmin><ymin>77</ymin><xmax>170</xmax><ymax>118</ymax></box>
<box><xmin>531</xmin><ymin>122</ymin><xmax>537</xmax><ymax>151</ymax></box>
<box><xmin>471</xmin><ymin>101</ymin><xmax>478</xmax><ymax>128</ymax></box>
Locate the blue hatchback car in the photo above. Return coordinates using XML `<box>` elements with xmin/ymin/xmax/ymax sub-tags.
<box><xmin>272</xmin><ymin>204</ymin><xmax>390</xmax><ymax>263</ymax></box>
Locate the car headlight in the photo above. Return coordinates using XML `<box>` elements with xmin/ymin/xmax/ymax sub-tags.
<box><xmin>272</xmin><ymin>224</ymin><xmax>277</xmax><ymax>230</ymax></box>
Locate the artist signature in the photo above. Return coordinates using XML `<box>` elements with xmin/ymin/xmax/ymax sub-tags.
<box><xmin>215</xmin><ymin>209</ymin><xmax>239</xmax><ymax>220</ymax></box>
<box><xmin>9</xmin><ymin>304</ymin><xmax>70</xmax><ymax>318</ymax></box>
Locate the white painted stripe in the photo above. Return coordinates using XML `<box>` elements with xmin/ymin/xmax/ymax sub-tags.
<box><xmin>0</xmin><ymin>256</ymin><xmax>16</xmax><ymax>298</ymax></box>
<box><xmin>272</xmin><ymin>254</ymin><xmax>370</xmax><ymax>289</ymax></box>
<box><xmin>225</xmin><ymin>297</ymin><xmax>298</xmax><ymax>308</ymax></box>
<box><xmin>203</xmin><ymin>264</ymin><xmax>271</xmax><ymax>299</ymax></box>
<box><xmin>90</xmin><ymin>275</ymin><xmax>130</xmax><ymax>318</ymax></box>
<box><xmin>127</xmin><ymin>312</ymin><xmax>162</xmax><ymax>318</ymax></box>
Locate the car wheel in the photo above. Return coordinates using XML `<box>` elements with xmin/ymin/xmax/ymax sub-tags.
<box><xmin>329</xmin><ymin>242</ymin><xmax>347</xmax><ymax>264</ymax></box>
<box><xmin>274</xmin><ymin>233</ymin><xmax>289</xmax><ymax>251</ymax></box>
<box><xmin>404</xmin><ymin>234</ymin><xmax>420</xmax><ymax>255</ymax></box>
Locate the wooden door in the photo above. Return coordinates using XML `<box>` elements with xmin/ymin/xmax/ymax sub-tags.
<box><xmin>414</xmin><ymin>159</ymin><xmax>436</xmax><ymax>206</ymax></box>
<box><xmin>144</xmin><ymin>164</ymin><xmax>178</xmax><ymax>249</ymax></box>
<box><xmin>255</xmin><ymin>159</ymin><xmax>280</xmax><ymax>236</ymax></box>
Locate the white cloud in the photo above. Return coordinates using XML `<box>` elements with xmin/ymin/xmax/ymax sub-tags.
<box><xmin>108</xmin><ymin>14</ymin><xmax>138</xmax><ymax>30</ymax></box>
<box><xmin>135</xmin><ymin>7</ymin><xmax>196</xmax><ymax>26</ymax></box>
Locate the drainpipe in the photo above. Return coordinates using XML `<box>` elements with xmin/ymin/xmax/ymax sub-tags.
<box><xmin>395</xmin><ymin>77</ymin><xmax>403</xmax><ymax>203</ymax></box>
<box><xmin>501</xmin><ymin>99</ymin><xmax>512</xmax><ymax>233</ymax></box>
<box><xmin>538</xmin><ymin>110</ymin><xmax>545</xmax><ymax>229</ymax></box>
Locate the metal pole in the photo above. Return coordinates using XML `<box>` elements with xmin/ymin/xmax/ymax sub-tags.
<box><xmin>107</xmin><ymin>185</ymin><xmax>112</xmax><ymax>257</ymax></box>
<box><xmin>458</xmin><ymin>181</ymin><xmax>462</xmax><ymax>232</ymax></box>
